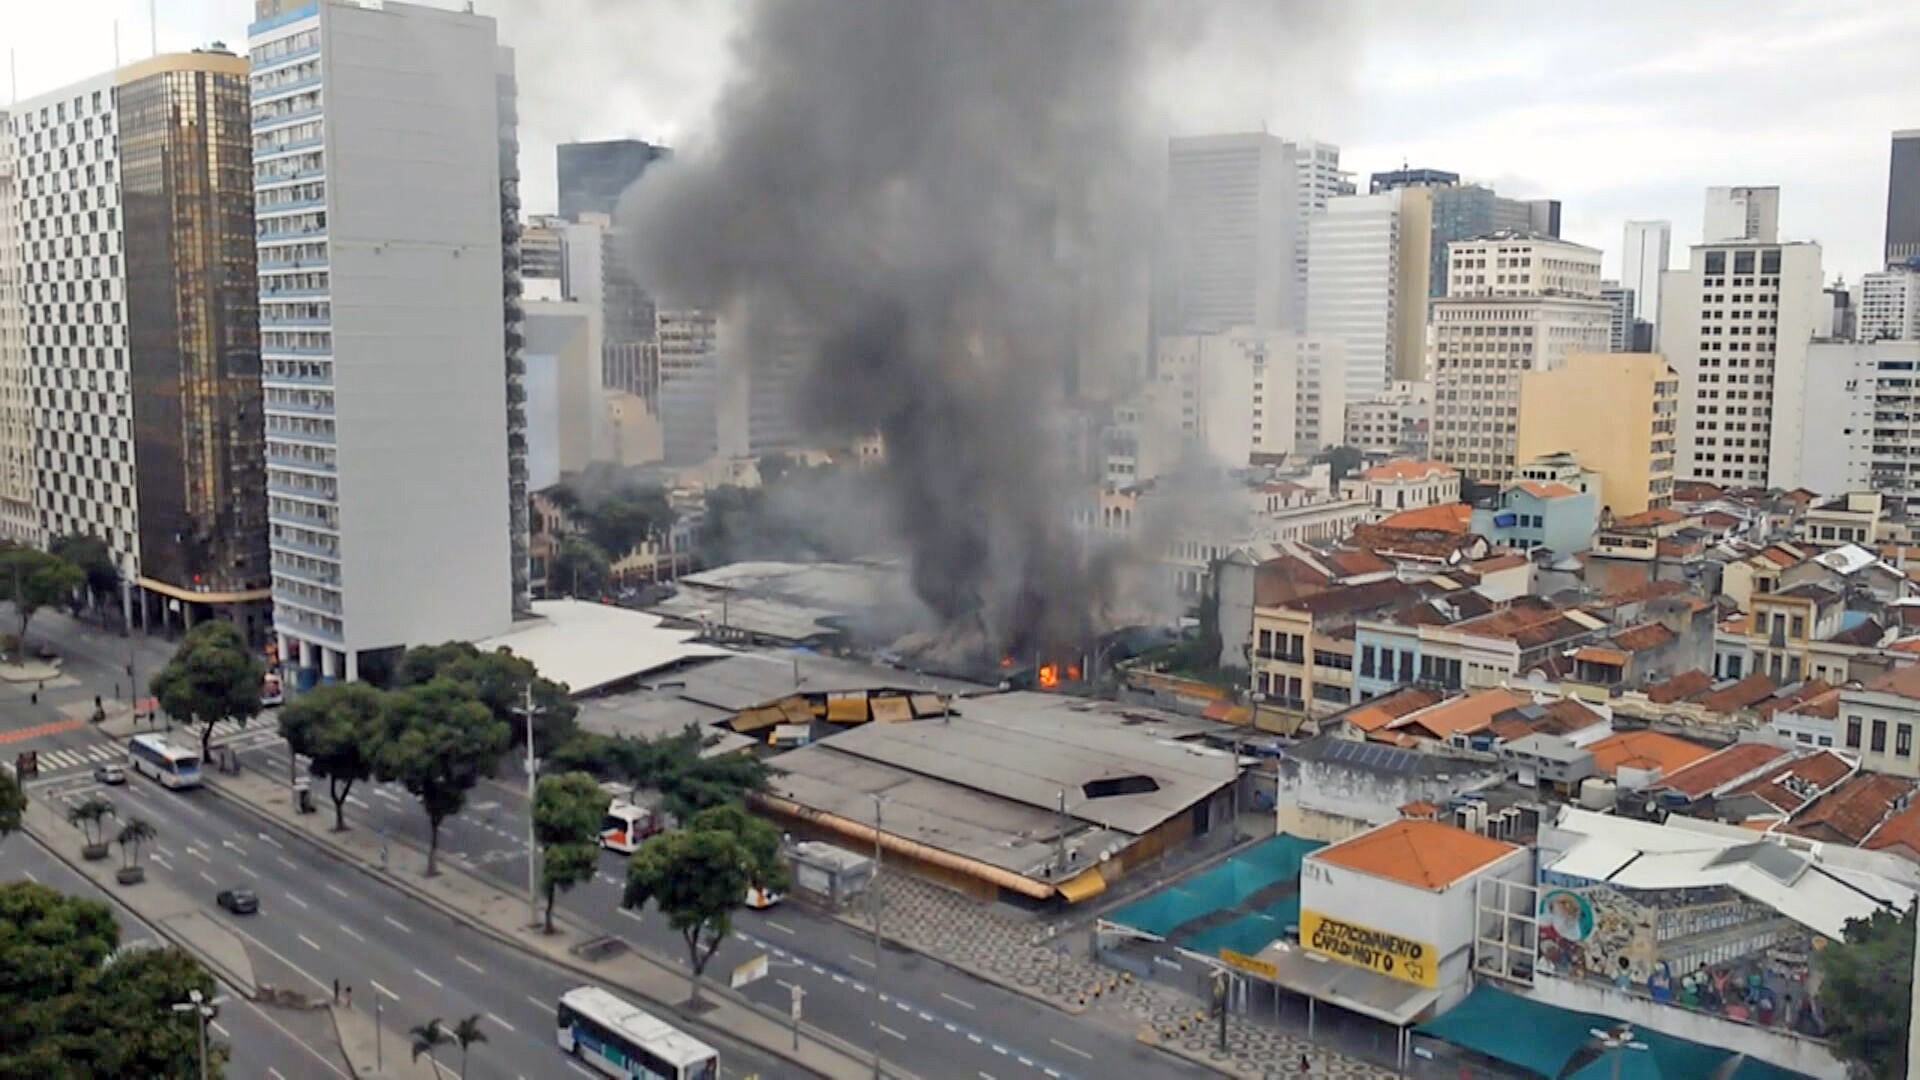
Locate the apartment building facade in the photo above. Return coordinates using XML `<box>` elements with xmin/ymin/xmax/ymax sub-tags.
<box><xmin>1516</xmin><ymin>351</ymin><xmax>1678</xmax><ymax>516</ymax></box>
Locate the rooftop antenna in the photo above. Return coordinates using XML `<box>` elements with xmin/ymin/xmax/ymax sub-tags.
<box><xmin>114</xmin><ymin>20</ymin><xmax>121</xmax><ymax>70</ymax></box>
<box><xmin>151</xmin><ymin>0</ymin><xmax>159</xmax><ymax>57</ymax></box>
<box><xmin>9</xmin><ymin>49</ymin><xmax>15</xmax><ymax>106</ymax></box>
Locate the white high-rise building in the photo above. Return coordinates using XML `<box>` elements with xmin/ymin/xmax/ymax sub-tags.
<box><xmin>1703</xmin><ymin>186</ymin><xmax>1780</xmax><ymax>244</ymax></box>
<box><xmin>1600</xmin><ymin>281</ymin><xmax>1636</xmax><ymax>353</ymax></box>
<box><xmin>1798</xmin><ymin>341</ymin><xmax>1920</xmax><ymax>514</ymax></box>
<box><xmin>1621</xmin><ymin>219</ymin><xmax>1671</xmax><ymax>324</ymax></box>
<box><xmin>1859</xmin><ymin>266</ymin><xmax>1920</xmax><ymax>342</ymax></box>
<box><xmin>1305</xmin><ymin>188</ymin><xmax>1432</xmax><ymax>404</ymax></box>
<box><xmin>1290</xmin><ymin>139</ymin><xmax>1354</xmax><ymax>328</ymax></box>
<box><xmin>1166</xmin><ymin>133</ymin><xmax>1299</xmax><ymax>333</ymax></box>
<box><xmin>251</xmin><ymin>0</ymin><xmax>516</xmax><ymax>680</ymax></box>
<box><xmin>0</xmin><ymin>109</ymin><xmax>32</xmax><ymax>546</ymax></box>
<box><xmin>1658</xmin><ymin>240</ymin><xmax>1824</xmax><ymax>488</ymax></box>
<box><xmin>1133</xmin><ymin>327</ymin><xmax>1345</xmax><ymax>475</ymax></box>
<box><xmin>1428</xmin><ymin>232</ymin><xmax>1611</xmax><ymax>483</ymax></box>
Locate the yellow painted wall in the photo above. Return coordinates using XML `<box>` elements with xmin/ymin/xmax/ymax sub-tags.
<box><xmin>1517</xmin><ymin>352</ymin><xmax>1675</xmax><ymax>517</ymax></box>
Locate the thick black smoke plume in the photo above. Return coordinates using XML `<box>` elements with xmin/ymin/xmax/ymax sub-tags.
<box><xmin>618</xmin><ymin>0</ymin><xmax>1172</xmax><ymax>654</ymax></box>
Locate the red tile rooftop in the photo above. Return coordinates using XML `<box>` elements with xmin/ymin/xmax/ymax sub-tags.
<box><xmin>1362</xmin><ymin>459</ymin><xmax>1456</xmax><ymax>482</ymax></box>
<box><xmin>1651</xmin><ymin>742</ymin><xmax>1792</xmax><ymax>800</ymax></box>
<box><xmin>1728</xmin><ymin>750</ymin><xmax>1854</xmax><ymax>813</ymax></box>
<box><xmin>1378</xmin><ymin>503</ymin><xmax>1473</xmax><ymax>533</ymax></box>
<box><xmin>1645</xmin><ymin>669</ymin><xmax>1714</xmax><ymax>704</ymax></box>
<box><xmin>1514</xmin><ymin>481</ymin><xmax>1579</xmax><ymax>499</ymax></box>
<box><xmin>1786</xmin><ymin>773</ymin><xmax>1917</xmax><ymax>846</ymax></box>
<box><xmin>1611</xmin><ymin>622</ymin><xmax>1678</xmax><ymax>653</ymax></box>
<box><xmin>1610</xmin><ymin>507</ymin><xmax>1687</xmax><ymax>529</ymax></box>
<box><xmin>1588</xmin><ymin>730</ymin><xmax>1714</xmax><ymax>776</ymax></box>
<box><xmin>1693</xmin><ymin>672</ymin><xmax>1779</xmax><ymax>714</ymax></box>
<box><xmin>1865</xmin><ymin>664</ymin><xmax>1920</xmax><ymax>702</ymax></box>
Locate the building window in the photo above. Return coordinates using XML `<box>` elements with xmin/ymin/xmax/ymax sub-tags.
<box><xmin>1360</xmin><ymin>646</ymin><xmax>1376</xmax><ymax>678</ymax></box>
<box><xmin>1900</xmin><ymin>724</ymin><xmax>1914</xmax><ymax>759</ymax></box>
<box><xmin>1847</xmin><ymin>716</ymin><xmax>1862</xmax><ymax>748</ymax></box>
<box><xmin>1872</xmin><ymin>718</ymin><xmax>1888</xmax><ymax>754</ymax></box>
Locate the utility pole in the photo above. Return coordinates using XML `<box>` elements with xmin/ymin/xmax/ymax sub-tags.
<box><xmin>170</xmin><ymin>988</ymin><xmax>223</xmax><ymax>1080</ymax></box>
<box><xmin>375</xmin><ymin>997</ymin><xmax>383</xmax><ymax>1071</ymax></box>
<box><xmin>1055</xmin><ymin>788</ymin><xmax>1068</xmax><ymax>874</ymax></box>
<box><xmin>520</xmin><ymin>683</ymin><xmax>542</xmax><ymax>929</ymax></box>
<box><xmin>868</xmin><ymin>792</ymin><xmax>886</xmax><ymax>1080</ymax></box>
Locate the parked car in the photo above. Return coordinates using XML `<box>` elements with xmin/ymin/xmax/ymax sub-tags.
<box><xmin>93</xmin><ymin>763</ymin><xmax>127</xmax><ymax>785</ymax></box>
<box><xmin>745</xmin><ymin>886</ymin><xmax>784</xmax><ymax>910</ymax></box>
<box><xmin>216</xmin><ymin>888</ymin><xmax>259</xmax><ymax>915</ymax></box>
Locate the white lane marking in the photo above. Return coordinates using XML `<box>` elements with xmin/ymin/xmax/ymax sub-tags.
<box><xmin>967</xmin><ymin>1033</ymin><xmax>984</xmax><ymax>1044</ymax></box>
<box><xmin>993</xmin><ymin>1045</ymin><xmax>1009</xmax><ymax>1055</ymax></box>
<box><xmin>917</xmin><ymin>1010</ymin><xmax>933</xmax><ymax>1022</ymax></box>
<box><xmin>413</xmin><ymin>968</ymin><xmax>442</xmax><ymax>988</ymax></box>
<box><xmin>383</xmin><ymin>915</ymin><xmax>411</xmax><ymax>934</ymax></box>
<box><xmin>369</xmin><ymin>979</ymin><xmax>399</xmax><ymax>1002</ymax></box>
<box><xmin>151</xmin><ymin>855</ymin><xmax>172</xmax><ymax>870</ymax></box>
<box><xmin>211</xmin><ymin>1020</ymin><xmax>230</xmax><ymax>1038</ymax></box>
<box><xmin>848</xmin><ymin>953</ymin><xmax>876</xmax><ymax>968</ymax></box>
<box><xmin>525</xmin><ymin>994</ymin><xmax>548</xmax><ymax>1011</ymax></box>
<box><xmin>1049</xmin><ymin>1038</ymin><xmax>1094</xmax><ymax>1061</ymax></box>
<box><xmin>226</xmin><ymin>924</ymin><xmax>330</xmax><ymax>994</ymax></box>
<box><xmin>297</xmin><ymin>933</ymin><xmax>321</xmax><ymax>951</ymax></box>
<box><xmin>941</xmin><ymin>992</ymin><xmax>976</xmax><ymax>1010</ymax></box>
<box><xmin>236</xmin><ymin>864</ymin><xmax>260</xmax><ymax>879</ymax></box>
<box><xmin>284</xmin><ymin>892</ymin><xmax>310</xmax><ymax>910</ymax></box>
<box><xmin>155</xmin><ymin>845</ymin><xmax>176</xmax><ymax>858</ymax></box>
<box><xmin>875</xmin><ymin>1022</ymin><xmax>907</xmax><ymax>1041</ymax></box>
<box><xmin>455</xmin><ymin>955</ymin><xmax>484</xmax><ymax>975</ymax></box>
<box><xmin>187</xmin><ymin>847</ymin><xmax>212</xmax><ymax>863</ymax></box>
<box><xmin>945</xmin><ymin>1023</ymin><xmax>958</xmax><ymax>1033</ymax></box>
<box><xmin>23</xmin><ymin>869</ymin><xmax>37</xmax><ymax>882</ymax></box>
<box><xmin>268</xmin><ymin>1069</ymin><xmax>287</xmax><ymax>1080</ymax></box>
<box><xmin>234</xmin><ymin>996</ymin><xmax>349</xmax><ymax>1079</ymax></box>
<box><xmin>222</xmin><ymin>840</ymin><xmax>249</xmax><ymax>858</ymax></box>
<box><xmin>337</xmin><ymin>923</ymin><xmax>365</xmax><ymax>943</ymax></box>
<box><xmin>978</xmin><ymin>1073</ymin><xmax>997</xmax><ymax>1080</ymax></box>
<box><xmin>255</xmin><ymin>832</ymin><xmax>284</xmax><ymax>849</ymax></box>
<box><xmin>346</xmin><ymin>795</ymin><xmax>369</xmax><ymax>809</ymax></box>
<box><xmin>276</xmin><ymin>856</ymin><xmax>298</xmax><ymax>871</ymax></box>
<box><xmin>324</xmin><ymin>883</ymin><xmax>350</xmax><ymax>899</ymax></box>
<box><xmin>765</xmin><ymin>919</ymin><xmax>796</xmax><ymax>935</ymax></box>
<box><xmin>617</xmin><ymin>907</ymin><xmax>644</xmax><ymax>923</ymax></box>
<box><xmin>566</xmin><ymin>1063</ymin><xmax>596</xmax><ymax>1078</ymax></box>
<box><xmin>199</xmin><ymin>870</ymin><xmax>217</xmax><ymax>885</ymax></box>
<box><xmin>485</xmin><ymin>1011</ymin><xmax>515</xmax><ymax>1033</ymax></box>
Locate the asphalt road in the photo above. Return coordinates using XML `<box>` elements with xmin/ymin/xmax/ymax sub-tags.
<box><xmin>0</xmin><ymin>831</ymin><xmax>347</xmax><ymax>1079</ymax></box>
<box><xmin>241</xmin><ymin>742</ymin><xmax>1215</xmax><ymax>1080</ymax></box>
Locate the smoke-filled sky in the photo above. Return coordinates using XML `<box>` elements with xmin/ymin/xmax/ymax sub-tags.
<box><xmin>16</xmin><ymin>0</ymin><xmax>1914</xmax><ymax>283</ymax></box>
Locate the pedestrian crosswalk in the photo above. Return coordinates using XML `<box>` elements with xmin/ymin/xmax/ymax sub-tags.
<box><xmin>16</xmin><ymin>718</ymin><xmax>283</xmax><ymax>780</ymax></box>
<box><xmin>28</xmin><ymin>742</ymin><xmax>123</xmax><ymax>772</ymax></box>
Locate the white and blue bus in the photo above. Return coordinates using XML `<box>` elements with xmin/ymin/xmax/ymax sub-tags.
<box><xmin>128</xmin><ymin>734</ymin><xmax>202</xmax><ymax>790</ymax></box>
<box><xmin>556</xmin><ymin>986</ymin><xmax>719</xmax><ymax>1080</ymax></box>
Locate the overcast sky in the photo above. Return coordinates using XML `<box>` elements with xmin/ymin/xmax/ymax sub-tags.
<box><xmin>7</xmin><ymin>0</ymin><xmax>1914</xmax><ymax>283</ymax></box>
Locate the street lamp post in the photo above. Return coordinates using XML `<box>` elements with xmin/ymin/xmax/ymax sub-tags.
<box><xmin>868</xmin><ymin>792</ymin><xmax>887</xmax><ymax>1080</ymax></box>
<box><xmin>170</xmin><ymin>988</ymin><xmax>225</xmax><ymax>1080</ymax></box>
<box><xmin>518</xmin><ymin>683</ymin><xmax>543</xmax><ymax>930</ymax></box>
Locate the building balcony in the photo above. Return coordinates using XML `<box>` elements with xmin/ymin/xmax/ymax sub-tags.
<box><xmin>257</xmin><ymin>196</ymin><xmax>327</xmax><ymax>217</ymax></box>
<box><xmin>266</xmin><ymin>481</ymin><xmax>337</xmax><ymax>504</ymax></box>
<box><xmin>260</xmin><ymin>314</ymin><xmax>330</xmax><ymax>329</ymax></box>
<box><xmin>272</xmin><ymin>611</ymin><xmax>344</xmax><ymax>648</ymax></box>
<box><xmin>270</xmin><ymin>562</ymin><xmax>340</xmax><ymax>589</ymax></box>
<box><xmin>251</xmin><ymin>72</ymin><xmax>322</xmax><ymax>105</ymax></box>
<box><xmin>260</xmin><ymin>344</ymin><xmax>330</xmax><ymax>358</ymax></box>
<box><xmin>251</xmin><ymin>105</ymin><xmax>324</xmax><ymax>134</ymax></box>
<box><xmin>259</xmin><ymin>285</ymin><xmax>329</xmax><ymax>300</ymax></box>
<box><xmin>272</xmin><ymin>581</ymin><xmax>342</xmax><ymax>615</ymax></box>
<box><xmin>250</xmin><ymin>41</ymin><xmax>320</xmax><ymax>75</ymax></box>
<box><xmin>263</xmin><ymin>372</ymin><xmax>332</xmax><ymax>389</ymax></box>
<box><xmin>268</xmin><ymin>508</ymin><xmax>339</xmax><ymax>533</ymax></box>
<box><xmin>257</xmin><ymin>225</ymin><xmax>327</xmax><ymax>243</ymax></box>
<box><xmin>254</xmin><ymin>135</ymin><xmax>325</xmax><ymax>159</ymax></box>
<box><xmin>258</xmin><ymin>254</ymin><xmax>327</xmax><ymax>271</ymax></box>
<box><xmin>255</xmin><ymin>165</ymin><xmax>326</xmax><ymax>188</ymax></box>
<box><xmin>270</xmin><ymin>534</ymin><xmax>340</xmax><ymax>562</ymax></box>
<box><xmin>266</xmin><ymin>453</ymin><xmax>334</xmax><ymax>475</ymax></box>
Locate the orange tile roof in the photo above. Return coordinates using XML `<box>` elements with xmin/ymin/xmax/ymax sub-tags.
<box><xmin>1362</xmin><ymin>459</ymin><xmax>1456</xmax><ymax>482</ymax></box>
<box><xmin>1574</xmin><ymin>645</ymin><xmax>1631</xmax><ymax>667</ymax></box>
<box><xmin>1326</xmin><ymin>549</ymin><xmax>1393</xmax><ymax>577</ymax></box>
<box><xmin>1253</xmin><ymin>556</ymin><xmax>1333</xmax><ymax>608</ymax></box>
<box><xmin>1599</xmin><ymin>579</ymin><xmax>1689</xmax><ymax>606</ymax></box>
<box><xmin>1515</xmin><ymin>481</ymin><xmax>1579</xmax><ymax>499</ymax></box>
<box><xmin>1471</xmin><ymin>553</ymin><xmax>1530</xmax><ymax>573</ymax></box>
<box><xmin>1311</xmin><ymin>819</ymin><xmax>1519</xmax><ymax>890</ymax></box>
<box><xmin>1587</xmin><ymin>730</ymin><xmax>1714</xmax><ymax>776</ymax></box>
<box><xmin>1700</xmin><ymin>511</ymin><xmax>1742</xmax><ymax>529</ymax></box>
<box><xmin>1760</xmin><ymin>545</ymin><xmax>1803</xmax><ymax>567</ymax></box>
<box><xmin>1398</xmin><ymin>800</ymin><xmax>1441</xmax><ymax>819</ymax></box>
<box><xmin>1379</xmin><ymin>503</ymin><xmax>1473</xmax><ymax>533</ymax></box>
<box><xmin>1645</xmin><ymin>669</ymin><xmax>1714</xmax><ymax>704</ymax></box>
<box><xmin>1786</xmin><ymin>773</ymin><xmax>1916</xmax><ymax>846</ymax></box>
<box><xmin>1889</xmin><ymin>638</ymin><xmax>1920</xmax><ymax>655</ymax></box>
<box><xmin>1650</xmin><ymin>742</ymin><xmax>1793</xmax><ymax>800</ymax></box>
<box><xmin>1865</xmin><ymin>665</ymin><xmax>1920</xmax><ymax>702</ymax></box>
<box><xmin>1612</xmin><ymin>507</ymin><xmax>1687</xmax><ymax>529</ymax></box>
<box><xmin>1611</xmin><ymin>622</ymin><xmax>1678</xmax><ymax>653</ymax></box>
<box><xmin>1718</xmin><ymin>614</ymin><xmax>1749</xmax><ymax>634</ymax></box>
<box><xmin>1754</xmin><ymin>679</ymin><xmax>1834</xmax><ymax>720</ymax></box>
<box><xmin>1864</xmin><ymin>801</ymin><xmax>1920</xmax><ymax>860</ymax></box>
<box><xmin>1393</xmin><ymin>688</ymin><xmax>1530</xmax><ymax>742</ymax></box>
<box><xmin>1672</xmin><ymin>480</ymin><xmax>1723</xmax><ymax>502</ymax></box>
<box><xmin>1695</xmin><ymin>672</ymin><xmax>1779</xmax><ymax>714</ymax></box>
<box><xmin>1728</xmin><ymin>750</ymin><xmax>1855</xmax><ymax>813</ymax></box>
<box><xmin>1341</xmin><ymin>687</ymin><xmax>1444</xmax><ymax>733</ymax></box>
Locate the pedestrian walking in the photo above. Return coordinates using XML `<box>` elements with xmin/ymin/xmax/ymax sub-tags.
<box><xmin>343</xmin><ymin>985</ymin><xmax>353</xmax><ymax>1009</ymax></box>
<box><xmin>1298</xmin><ymin>1052</ymin><xmax>1310</xmax><ymax>1075</ymax></box>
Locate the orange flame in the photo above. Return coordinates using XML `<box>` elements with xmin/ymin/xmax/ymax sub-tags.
<box><xmin>999</xmin><ymin>655</ymin><xmax>1015</xmax><ymax>669</ymax></box>
<box><xmin>1038</xmin><ymin>663</ymin><xmax>1060</xmax><ymax>688</ymax></box>
<box><xmin>1066</xmin><ymin>664</ymin><xmax>1082</xmax><ymax>682</ymax></box>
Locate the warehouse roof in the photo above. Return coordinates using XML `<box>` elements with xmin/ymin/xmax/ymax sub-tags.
<box><xmin>475</xmin><ymin>599</ymin><xmax>731</xmax><ymax>695</ymax></box>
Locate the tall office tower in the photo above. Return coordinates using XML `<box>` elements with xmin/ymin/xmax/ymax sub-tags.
<box><xmin>1657</xmin><ymin>239</ymin><xmax>1824</xmax><ymax>488</ymax></box>
<box><xmin>1289</xmin><ymin>140</ymin><xmax>1354</xmax><ymax>328</ymax></box>
<box><xmin>1428</xmin><ymin>232</ymin><xmax>1611</xmax><ymax>484</ymax></box>
<box><xmin>1599</xmin><ymin>282</ymin><xmax>1636</xmax><ymax>352</ymax></box>
<box><xmin>250</xmin><ymin>0</ymin><xmax>514</xmax><ymax>682</ymax></box>
<box><xmin>556</xmin><ymin>138</ymin><xmax>669</xmax><ymax>221</ymax></box>
<box><xmin>1703</xmin><ymin>186</ymin><xmax>1780</xmax><ymax>244</ymax></box>
<box><xmin>1799</xmin><ymin>340</ymin><xmax>1920</xmax><ymax>516</ymax></box>
<box><xmin>1622</xmin><ymin>219</ymin><xmax>1671</xmax><ymax>325</ymax></box>
<box><xmin>1889</xmin><ymin>131</ymin><xmax>1920</xmax><ymax>265</ymax></box>
<box><xmin>1369</xmin><ymin>167</ymin><xmax>1563</xmax><ymax>298</ymax></box>
<box><xmin>1859</xmin><ymin>265</ymin><xmax>1920</xmax><ymax>342</ymax></box>
<box><xmin>13</xmin><ymin>51</ymin><xmax>271</xmax><ymax>635</ymax></box>
<box><xmin>1305</xmin><ymin>188</ymin><xmax>1432</xmax><ymax>403</ymax></box>
<box><xmin>497</xmin><ymin>48</ymin><xmax>529</xmax><ymax>614</ymax></box>
<box><xmin>656</xmin><ymin>309</ymin><xmax>721</xmax><ymax>465</ymax></box>
<box><xmin>519</xmin><ymin>213</ymin><xmax>566</xmax><ymax>298</ymax></box>
<box><xmin>1166</xmin><ymin>133</ymin><xmax>1299</xmax><ymax>333</ymax></box>
<box><xmin>0</xmin><ymin>109</ymin><xmax>33</xmax><ymax>546</ymax></box>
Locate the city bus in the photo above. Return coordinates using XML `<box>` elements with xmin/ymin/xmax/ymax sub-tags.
<box><xmin>599</xmin><ymin>798</ymin><xmax>665</xmax><ymax>855</ymax></box>
<box><xmin>555</xmin><ymin>985</ymin><xmax>719</xmax><ymax>1079</ymax></box>
<box><xmin>260</xmin><ymin>671</ymin><xmax>284</xmax><ymax>707</ymax></box>
<box><xmin>128</xmin><ymin>734</ymin><xmax>203</xmax><ymax>790</ymax></box>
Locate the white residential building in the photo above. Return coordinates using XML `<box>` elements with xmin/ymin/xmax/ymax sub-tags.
<box><xmin>1600</xmin><ymin>281</ymin><xmax>1636</xmax><ymax>352</ymax></box>
<box><xmin>251</xmin><ymin>0</ymin><xmax>517</xmax><ymax>680</ymax></box>
<box><xmin>1859</xmin><ymin>266</ymin><xmax>1920</xmax><ymax>342</ymax></box>
<box><xmin>1344</xmin><ymin>381</ymin><xmax>1431</xmax><ymax>458</ymax></box>
<box><xmin>1797</xmin><ymin>340</ymin><xmax>1920</xmax><ymax>519</ymax></box>
<box><xmin>1147</xmin><ymin>328</ymin><xmax>1347</xmax><ymax>469</ymax></box>
<box><xmin>1429</xmin><ymin>233</ymin><xmax>1611</xmax><ymax>484</ymax></box>
<box><xmin>1703</xmin><ymin>185</ymin><xmax>1780</xmax><ymax>244</ymax></box>
<box><xmin>1166</xmin><ymin>133</ymin><xmax>1297</xmax><ymax>333</ymax></box>
<box><xmin>656</xmin><ymin>308</ymin><xmax>721</xmax><ymax>465</ymax></box>
<box><xmin>1621</xmin><ymin>219</ymin><xmax>1671</xmax><ymax>325</ymax></box>
<box><xmin>1306</xmin><ymin>188</ymin><xmax>1432</xmax><ymax>403</ymax></box>
<box><xmin>1343</xmin><ymin>458</ymin><xmax>1460</xmax><ymax>522</ymax></box>
<box><xmin>0</xmin><ymin>109</ymin><xmax>32</xmax><ymax>546</ymax></box>
<box><xmin>1658</xmin><ymin>240</ymin><xmax>1825</xmax><ymax>488</ymax></box>
<box><xmin>523</xmin><ymin>298</ymin><xmax>606</xmax><ymax>488</ymax></box>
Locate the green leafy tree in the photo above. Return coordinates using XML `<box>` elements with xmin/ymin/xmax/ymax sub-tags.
<box><xmin>543</xmin><ymin>726</ymin><xmax>772</xmax><ymax>821</ymax></box>
<box><xmin>688</xmin><ymin>803</ymin><xmax>791</xmax><ymax>894</ymax></box>
<box><xmin>66</xmin><ymin>795</ymin><xmax>116</xmax><ymax>851</ymax></box>
<box><xmin>581</xmin><ymin>489</ymin><xmax>674</xmax><ymax>558</ymax></box>
<box><xmin>0</xmin><ymin>547</ymin><xmax>85</xmax><ymax>649</ymax></box>
<box><xmin>534</xmin><ymin>771</ymin><xmax>610</xmax><ymax>931</ymax></box>
<box><xmin>280</xmin><ymin>683</ymin><xmax>388</xmax><ymax>831</ymax></box>
<box><xmin>115</xmin><ymin>818</ymin><xmax>156</xmax><ymax>871</ymax></box>
<box><xmin>396</xmin><ymin>642</ymin><xmax>579</xmax><ymax>758</ymax></box>
<box><xmin>550</xmin><ymin>535</ymin><xmax>611</xmax><ymax>598</ymax></box>
<box><xmin>0</xmin><ymin>881</ymin><xmax>225</xmax><ymax>1077</ymax></box>
<box><xmin>375</xmin><ymin>680</ymin><xmax>510</xmax><ymax>876</ymax></box>
<box><xmin>0</xmin><ymin>768</ymin><xmax>23</xmax><ymax>839</ymax></box>
<box><xmin>623</xmin><ymin>828</ymin><xmax>753</xmax><ymax>1004</ymax></box>
<box><xmin>1818</xmin><ymin>904</ymin><xmax>1915</xmax><ymax>1080</ymax></box>
<box><xmin>1316</xmin><ymin>444</ymin><xmax>1365</xmax><ymax>487</ymax></box>
<box><xmin>150</xmin><ymin>621</ymin><xmax>264</xmax><ymax>762</ymax></box>
<box><xmin>49</xmin><ymin>534</ymin><xmax>119</xmax><ymax>611</ymax></box>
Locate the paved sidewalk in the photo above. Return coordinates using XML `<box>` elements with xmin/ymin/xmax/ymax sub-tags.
<box><xmin>848</xmin><ymin>873</ymin><xmax>1395</xmax><ymax>1080</ymax></box>
<box><xmin>205</xmin><ymin>767</ymin><xmax>892</xmax><ymax>1080</ymax></box>
<box><xmin>332</xmin><ymin>1004</ymin><xmax>446</xmax><ymax>1079</ymax></box>
<box><xmin>18</xmin><ymin>796</ymin><xmax>259</xmax><ymax>995</ymax></box>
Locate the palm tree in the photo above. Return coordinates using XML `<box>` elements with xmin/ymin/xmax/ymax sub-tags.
<box><xmin>116</xmin><ymin>817</ymin><xmax>156</xmax><ymax>869</ymax></box>
<box><xmin>449</xmin><ymin>1014</ymin><xmax>487</xmax><ymax>1078</ymax></box>
<box><xmin>409</xmin><ymin>1018</ymin><xmax>451</xmax><ymax>1075</ymax></box>
<box><xmin>66</xmin><ymin>796</ymin><xmax>116</xmax><ymax>857</ymax></box>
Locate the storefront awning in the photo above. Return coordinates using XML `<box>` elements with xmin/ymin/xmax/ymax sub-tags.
<box><xmin>1249</xmin><ymin>941</ymin><xmax>1441</xmax><ymax>1027</ymax></box>
<box><xmin>1415</xmin><ymin>984</ymin><xmax>1600</xmax><ymax>1076</ymax></box>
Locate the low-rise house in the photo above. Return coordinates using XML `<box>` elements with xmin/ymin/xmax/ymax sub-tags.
<box><xmin>1253</xmin><ymin>578</ymin><xmax>1437</xmax><ymax>716</ymax></box>
<box><xmin>1469</xmin><ymin>481</ymin><xmax>1598</xmax><ymax>556</ymax></box>
<box><xmin>1781</xmin><ymin>772</ymin><xmax>1918</xmax><ymax>847</ymax></box>
<box><xmin>1635</xmin><ymin>741</ymin><xmax>1795</xmax><ymax>815</ymax></box>
<box><xmin>1345</xmin><ymin>459</ymin><xmax>1461</xmax><ymax>524</ymax></box>
<box><xmin>1800</xmin><ymin>492</ymin><xmax>1886</xmax><ymax>549</ymax></box>
<box><xmin>1349</xmin><ymin>521</ymin><xmax>1491</xmax><ymax>569</ymax></box>
<box><xmin>1837</xmin><ymin>666</ymin><xmax>1920</xmax><ymax>777</ymax></box>
<box><xmin>1585</xmin><ymin>729</ymin><xmax>1715</xmax><ymax>788</ymax></box>
<box><xmin>1716</xmin><ymin>749</ymin><xmax>1857</xmax><ymax>825</ymax></box>
<box><xmin>1274</xmin><ymin>732</ymin><xmax>1507</xmax><ymax>842</ymax></box>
